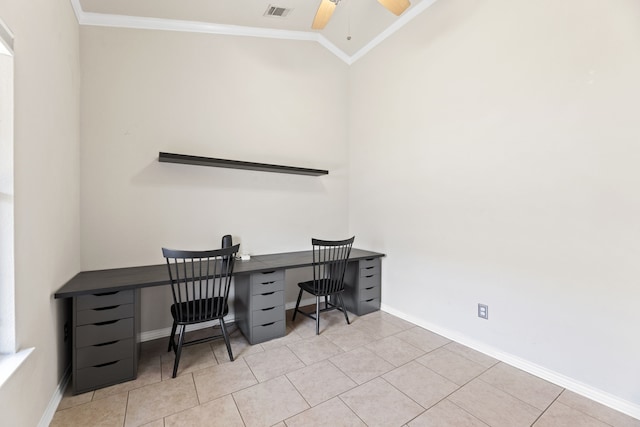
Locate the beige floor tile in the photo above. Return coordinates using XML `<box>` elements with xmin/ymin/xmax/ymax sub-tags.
<box><xmin>285</xmin><ymin>397</ymin><xmax>366</xmax><ymax>427</ymax></box>
<box><xmin>161</xmin><ymin>342</ymin><xmax>218</xmax><ymax>379</ymax></box>
<box><xmin>94</xmin><ymin>355</ymin><xmax>162</xmax><ymax>400</ymax></box>
<box><xmin>377</xmin><ymin>312</ymin><xmax>416</xmax><ymax>331</ymax></box>
<box><xmin>340</xmin><ymin>377</ymin><xmax>425</xmax><ymax>427</ymax></box>
<box><xmin>352</xmin><ymin>315</ymin><xmax>405</xmax><ymax>338</ymax></box>
<box><xmin>259</xmin><ymin>329</ymin><xmax>304</xmax><ymax>351</ymax></box>
<box><xmin>366</xmin><ymin>335</ymin><xmax>425</xmax><ymax>367</ymax></box>
<box><xmin>444</xmin><ymin>342</ymin><xmax>497</xmax><ymax>368</ymax></box>
<box><xmin>193</xmin><ymin>357</ymin><xmax>258</xmax><ymax>403</ymax></box>
<box><xmin>448</xmin><ymin>379</ymin><xmax>541</xmax><ymax>427</ymax></box>
<box><xmin>140</xmin><ymin>419</ymin><xmax>164</xmax><ymax>427</ymax></box>
<box><xmin>286</xmin><ymin>360</ymin><xmax>358</xmax><ymax>406</ymax></box>
<box><xmin>323</xmin><ymin>325</ymin><xmax>379</xmax><ymax>351</ymax></box>
<box><xmin>534</xmin><ymin>401</ymin><xmax>610</xmax><ymax>427</ymax></box>
<box><xmin>244</xmin><ymin>345</ymin><xmax>305</xmax><ymax>382</ymax></box>
<box><xmin>125</xmin><ymin>374</ymin><xmax>199</xmax><ymax>427</ymax></box>
<box><xmin>51</xmin><ymin>392</ymin><xmax>128</xmax><ymax>427</ymax></box>
<box><xmin>56</xmin><ymin>383</ymin><xmax>94</xmax><ymax>411</ymax></box>
<box><xmin>164</xmin><ymin>394</ymin><xmax>244</xmax><ymax>427</ymax></box>
<box><xmin>416</xmin><ymin>347</ymin><xmax>487</xmax><ymax>386</ymax></box>
<box><xmin>557</xmin><ymin>390</ymin><xmax>640</xmax><ymax>427</ymax></box>
<box><xmin>287</xmin><ymin>335</ymin><xmax>344</xmax><ymax>365</ymax></box>
<box><xmin>396</xmin><ymin>327</ymin><xmax>451</xmax><ymax>352</ymax></box>
<box><xmin>330</xmin><ymin>346</ymin><xmax>395</xmax><ymax>384</ymax></box>
<box><xmin>383</xmin><ymin>361</ymin><xmax>458</xmax><ymax>408</ymax></box>
<box><xmin>211</xmin><ymin>330</ymin><xmax>265</xmax><ymax>363</ymax></box>
<box><xmin>233</xmin><ymin>375</ymin><xmax>309</xmax><ymax>427</ymax></box>
<box><xmin>408</xmin><ymin>399</ymin><xmax>488</xmax><ymax>426</ymax></box>
<box><xmin>141</xmin><ymin>337</ymin><xmax>170</xmax><ymax>359</ymax></box>
<box><xmin>479</xmin><ymin>362</ymin><xmax>562</xmax><ymax>410</ymax></box>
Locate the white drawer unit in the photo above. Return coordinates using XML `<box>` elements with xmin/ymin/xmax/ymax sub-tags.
<box><xmin>234</xmin><ymin>270</ymin><xmax>286</xmax><ymax>344</ymax></box>
<box><xmin>342</xmin><ymin>258</ymin><xmax>382</xmax><ymax>315</ymax></box>
<box><xmin>72</xmin><ymin>289</ymin><xmax>140</xmax><ymax>394</ymax></box>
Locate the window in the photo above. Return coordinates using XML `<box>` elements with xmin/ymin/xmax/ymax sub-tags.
<box><xmin>0</xmin><ymin>17</ymin><xmax>14</xmax><ymax>356</ymax></box>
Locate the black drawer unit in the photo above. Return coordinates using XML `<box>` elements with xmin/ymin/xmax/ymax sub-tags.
<box><xmin>234</xmin><ymin>270</ymin><xmax>286</xmax><ymax>344</ymax></box>
<box><xmin>72</xmin><ymin>289</ymin><xmax>140</xmax><ymax>394</ymax></box>
<box><xmin>342</xmin><ymin>257</ymin><xmax>382</xmax><ymax>315</ymax></box>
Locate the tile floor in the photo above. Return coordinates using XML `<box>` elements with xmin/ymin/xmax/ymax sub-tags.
<box><xmin>52</xmin><ymin>308</ymin><xmax>640</xmax><ymax>427</ymax></box>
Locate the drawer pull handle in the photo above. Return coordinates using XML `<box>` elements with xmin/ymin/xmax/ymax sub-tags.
<box><xmin>93</xmin><ymin>360</ymin><xmax>118</xmax><ymax>368</ymax></box>
<box><xmin>93</xmin><ymin>305</ymin><xmax>120</xmax><ymax>311</ymax></box>
<box><xmin>262</xmin><ymin>271</ymin><xmax>276</xmax><ymax>275</ymax></box>
<box><xmin>94</xmin><ymin>291</ymin><xmax>118</xmax><ymax>296</ymax></box>
<box><xmin>261</xmin><ymin>307</ymin><xmax>275</xmax><ymax>312</ymax></box>
<box><xmin>94</xmin><ymin>340</ymin><xmax>119</xmax><ymax>347</ymax></box>
<box><xmin>365</xmin><ymin>287</ymin><xmax>374</xmax><ymax>290</ymax></box>
<box><xmin>94</xmin><ymin>319</ymin><xmax>119</xmax><ymax>326</ymax></box>
<box><xmin>365</xmin><ymin>298</ymin><xmax>375</xmax><ymax>302</ymax></box>
<box><xmin>261</xmin><ymin>281</ymin><xmax>275</xmax><ymax>285</ymax></box>
<box><xmin>365</xmin><ymin>266</ymin><xmax>374</xmax><ymax>270</ymax></box>
<box><xmin>365</xmin><ymin>258</ymin><xmax>374</xmax><ymax>261</ymax></box>
<box><xmin>261</xmin><ymin>322</ymin><xmax>275</xmax><ymax>327</ymax></box>
<box><xmin>261</xmin><ymin>292</ymin><xmax>275</xmax><ymax>296</ymax></box>
<box><xmin>365</xmin><ymin>275</ymin><xmax>374</xmax><ymax>278</ymax></box>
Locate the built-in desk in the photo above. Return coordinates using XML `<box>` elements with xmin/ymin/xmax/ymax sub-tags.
<box><xmin>55</xmin><ymin>248</ymin><xmax>385</xmax><ymax>393</ymax></box>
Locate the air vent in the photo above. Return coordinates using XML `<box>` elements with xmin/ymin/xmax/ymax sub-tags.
<box><xmin>264</xmin><ymin>5</ymin><xmax>292</xmax><ymax>17</ymax></box>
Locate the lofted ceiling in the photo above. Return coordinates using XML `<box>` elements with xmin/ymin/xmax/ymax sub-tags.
<box><xmin>76</xmin><ymin>0</ymin><xmax>437</xmax><ymax>63</ymax></box>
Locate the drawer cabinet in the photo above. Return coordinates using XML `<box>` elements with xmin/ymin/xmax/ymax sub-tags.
<box><xmin>72</xmin><ymin>290</ymin><xmax>140</xmax><ymax>394</ymax></box>
<box><xmin>234</xmin><ymin>270</ymin><xmax>286</xmax><ymax>344</ymax></box>
<box><xmin>342</xmin><ymin>258</ymin><xmax>381</xmax><ymax>315</ymax></box>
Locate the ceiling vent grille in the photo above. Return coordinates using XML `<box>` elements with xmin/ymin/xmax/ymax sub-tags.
<box><xmin>264</xmin><ymin>5</ymin><xmax>292</xmax><ymax>17</ymax></box>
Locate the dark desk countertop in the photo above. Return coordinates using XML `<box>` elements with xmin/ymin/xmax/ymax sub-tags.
<box><xmin>55</xmin><ymin>248</ymin><xmax>385</xmax><ymax>299</ymax></box>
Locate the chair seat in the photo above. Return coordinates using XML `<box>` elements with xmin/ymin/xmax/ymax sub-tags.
<box><xmin>170</xmin><ymin>297</ymin><xmax>228</xmax><ymax>324</ymax></box>
<box><xmin>298</xmin><ymin>279</ymin><xmax>345</xmax><ymax>296</ymax></box>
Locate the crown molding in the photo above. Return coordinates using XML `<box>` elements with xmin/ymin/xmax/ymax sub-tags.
<box><xmin>69</xmin><ymin>0</ymin><xmax>437</xmax><ymax>65</ymax></box>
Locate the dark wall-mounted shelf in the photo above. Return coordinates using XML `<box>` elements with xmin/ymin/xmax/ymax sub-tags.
<box><xmin>158</xmin><ymin>152</ymin><xmax>329</xmax><ymax>176</ymax></box>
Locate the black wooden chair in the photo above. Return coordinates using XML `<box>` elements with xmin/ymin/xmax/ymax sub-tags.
<box><xmin>162</xmin><ymin>244</ymin><xmax>240</xmax><ymax>378</ymax></box>
<box><xmin>292</xmin><ymin>236</ymin><xmax>355</xmax><ymax>335</ymax></box>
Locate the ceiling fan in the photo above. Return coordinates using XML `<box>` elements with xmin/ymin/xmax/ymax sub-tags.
<box><xmin>312</xmin><ymin>0</ymin><xmax>411</xmax><ymax>30</ymax></box>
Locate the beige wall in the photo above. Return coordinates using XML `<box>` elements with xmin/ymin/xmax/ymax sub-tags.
<box><xmin>79</xmin><ymin>27</ymin><xmax>350</xmax><ymax>332</ymax></box>
<box><xmin>349</xmin><ymin>0</ymin><xmax>640</xmax><ymax>408</ymax></box>
<box><xmin>0</xmin><ymin>0</ymin><xmax>80</xmax><ymax>425</ymax></box>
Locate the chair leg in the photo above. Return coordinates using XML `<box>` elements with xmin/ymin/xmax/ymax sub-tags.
<box><xmin>167</xmin><ymin>320</ymin><xmax>177</xmax><ymax>352</ymax></box>
<box><xmin>292</xmin><ymin>288</ymin><xmax>303</xmax><ymax>321</ymax></box>
<box><xmin>219</xmin><ymin>318</ymin><xmax>234</xmax><ymax>362</ymax></box>
<box><xmin>172</xmin><ymin>325</ymin><xmax>186</xmax><ymax>378</ymax></box>
<box><xmin>324</xmin><ymin>295</ymin><xmax>329</xmax><ymax>310</ymax></box>
<box><xmin>337</xmin><ymin>293</ymin><xmax>350</xmax><ymax>325</ymax></box>
<box><xmin>315</xmin><ymin>296</ymin><xmax>321</xmax><ymax>335</ymax></box>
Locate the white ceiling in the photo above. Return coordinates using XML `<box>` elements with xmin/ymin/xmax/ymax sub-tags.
<box><xmin>76</xmin><ymin>0</ymin><xmax>436</xmax><ymax>62</ymax></box>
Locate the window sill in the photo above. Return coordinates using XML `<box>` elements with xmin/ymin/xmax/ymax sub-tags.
<box><xmin>0</xmin><ymin>347</ymin><xmax>34</xmax><ymax>389</ymax></box>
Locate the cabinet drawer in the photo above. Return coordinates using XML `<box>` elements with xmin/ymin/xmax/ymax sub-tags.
<box><xmin>250</xmin><ymin>270</ymin><xmax>284</xmax><ymax>285</ymax></box>
<box><xmin>76</xmin><ymin>304</ymin><xmax>134</xmax><ymax>326</ymax></box>
<box><xmin>359</xmin><ymin>258</ymin><xmax>380</xmax><ymax>270</ymax></box>
<box><xmin>251</xmin><ymin>290</ymin><xmax>284</xmax><ymax>311</ymax></box>
<box><xmin>251</xmin><ymin>279</ymin><xmax>284</xmax><ymax>295</ymax></box>
<box><xmin>75</xmin><ymin>358</ymin><xmax>134</xmax><ymax>393</ymax></box>
<box><xmin>360</xmin><ymin>263</ymin><xmax>380</xmax><ymax>277</ymax></box>
<box><xmin>76</xmin><ymin>290</ymin><xmax>134</xmax><ymax>311</ymax></box>
<box><xmin>359</xmin><ymin>274</ymin><xmax>380</xmax><ymax>290</ymax></box>
<box><xmin>251</xmin><ymin>320</ymin><xmax>285</xmax><ymax>344</ymax></box>
<box><xmin>252</xmin><ymin>305</ymin><xmax>285</xmax><ymax>326</ymax></box>
<box><xmin>360</xmin><ymin>285</ymin><xmax>380</xmax><ymax>302</ymax></box>
<box><xmin>76</xmin><ymin>338</ymin><xmax>133</xmax><ymax>369</ymax></box>
<box><xmin>358</xmin><ymin>298</ymin><xmax>380</xmax><ymax>315</ymax></box>
<box><xmin>76</xmin><ymin>318</ymin><xmax>134</xmax><ymax>348</ymax></box>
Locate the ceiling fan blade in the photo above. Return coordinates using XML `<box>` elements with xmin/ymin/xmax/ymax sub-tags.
<box><xmin>312</xmin><ymin>0</ymin><xmax>337</xmax><ymax>29</ymax></box>
<box><xmin>378</xmin><ymin>0</ymin><xmax>411</xmax><ymax>16</ymax></box>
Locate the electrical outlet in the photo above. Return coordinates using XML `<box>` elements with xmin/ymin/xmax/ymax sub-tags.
<box><xmin>64</xmin><ymin>322</ymin><xmax>69</xmax><ymax>342</ymax></box>
<box><xmin>478</xmin><ymin>304</ymin><xmax>488</xmax><ymax>319</ymax></box>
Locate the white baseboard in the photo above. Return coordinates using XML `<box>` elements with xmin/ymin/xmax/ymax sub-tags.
<box><xmin>39</xmin><ymin>366</ymin><xmax>71</xmax><ymax>427</ymax></box>
<box><xmin>380</xmin><ymin>303</ymin><xmax>640</xmax><ymax>421</ymax></box>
